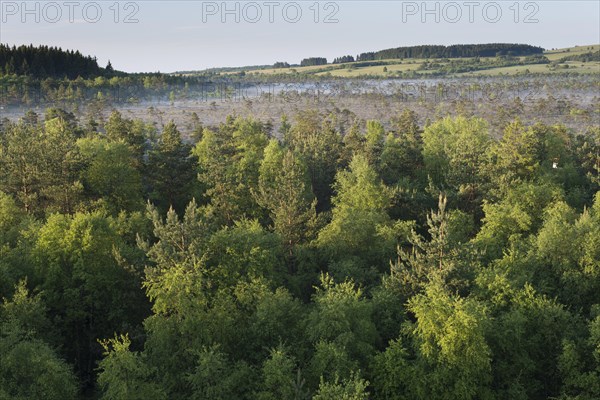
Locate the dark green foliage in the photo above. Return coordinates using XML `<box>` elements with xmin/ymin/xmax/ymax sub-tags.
<box><xmin>147</xmin><ymin>121</ymin><xmax>196</xmax><ymax>214</ymax></box>
<box><xmin>300</xmin><ymin>57</ymin><xmax>328</xmax><ymax>66</ymax></box>
<box><xmin>0</xmin><ymin>282</ymin><xmax>79</xmax><ymax>400</ymax></box>
<box><xmin>332</xmin><ymin>55</ymin><xmax>355</xmax><ymax>64</ymax></box>
<box><xmin>357</xmin><ymin>43</ymin><xmax>544</xmax><ymax>61</ymax></box>
<box><xmin>0</xmin><ymin>43</ymin><xmax>105</xmax><ymax>78</ymax></box>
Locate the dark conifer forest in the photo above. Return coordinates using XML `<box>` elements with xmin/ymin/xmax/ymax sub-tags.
<box><xmin>0</xmin><ymin>44</ymin><xmax>110</xmax><ymax>79</ymax></box>
<box><xmin>356</xmin><ymin>43</ymin><xmax>544</xmax><ymax>61</ymax></box>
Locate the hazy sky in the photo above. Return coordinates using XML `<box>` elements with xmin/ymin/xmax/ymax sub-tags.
<box><xmin>1</xmin><ymin>1</ymin><xmax>599</xmax><ymax>72</ymax></box>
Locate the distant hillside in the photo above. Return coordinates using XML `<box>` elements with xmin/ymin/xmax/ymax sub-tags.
<box><xmin>558</xmin><ymin>50</ymin><xmax>600</xmax><ymax>63</ymax></box>
<box><xmin>0</xmin><ymin>44</ymin><xmax>117</xmax><ymax>79</ymax></box>
<box><xmin>176</xmin><ymin>64</ymin><xmax>274</xmax><ymax>75</ymax></box>
<box><xmin>356</xmin><ymin>43</ymin><xmax>544</xmax><ymax>61</ymax></box>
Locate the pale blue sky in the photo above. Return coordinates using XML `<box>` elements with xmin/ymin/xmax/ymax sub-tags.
<box><xmin>1</xmin><ymin>1</ymin><xmax>599</xmax><ymax>72</ymax></box>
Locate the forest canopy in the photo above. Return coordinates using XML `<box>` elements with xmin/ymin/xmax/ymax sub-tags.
<box><xmin>0</xmin><ymin>43</ymin><xmax>116</xmax><ymax>78</ymax></box>
<box><xmin>0</xmin><ymin>107</ymin><xmax>598</xmax><ymax>400</ymax></box>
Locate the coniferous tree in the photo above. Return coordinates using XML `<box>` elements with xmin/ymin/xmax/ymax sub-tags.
<box><xmin>148</xmin><ymin>121</ymin><xmax>195</xmax><ymax>213</ymax></box>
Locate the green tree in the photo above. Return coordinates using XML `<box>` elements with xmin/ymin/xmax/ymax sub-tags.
<box><xmin>104</xmin><ymin>110</ymin><xmax>149</xmax><ymax>167</ymax></box>
<box><xmin>77</xmin><ymin>138</ymin><xmax>143</xmax><ymax>212</ymax></box>
<box><xmin>372</xmin><ymin>338</ymin><xmax>412</xmax><ymax>399</ymax></box>
<box><xmin>0</xmin><ymin>282</ymin><xmax>78</xmax><ymax>400</ymax></box>
<box><xmin>0</xmin><ymin>192</ymin><xmax>30</xmax><ymax>297</ymax></box>
<box><xmin>422</xmin><ymin>116</ymin><xmax>490</xmax><ymax>205</ymax></box>
<box><xmin>488</xmin><ymin>118</ymin><xmax>541</xmax><ymax>190</ymax></box>
<box><xmin>404</xmin><ymin>281</ymin><xmax>492</xmax><ymax>400</ymax></box>
<box><xmin>33</xmin><ymin>211</ymin><xmax>147</xmax><ymax>383</ymax></box>
<box><xmin>317</xmin><ymin>154</ymin><xmax>407</xmax><ymax>284</ymax></box>
<box><xmin>475</xmin><ymin>270</ymin><xmax>576</xmax><ymax>399</ymax></box>
<box><xmin>257</xmin><ymin>347</ymin><xmax>298</xmax><ymax>400</ymax></box>
<box><xmin>312</xmin><ymin>372</ymin><xmax>369</xmax><ymax>400</ymax></box>
<box><xmin>97</xmin><ymin>334</ymin><xmax>166</xmax><ymax>400</ymax></box>
<box><xmin>255</xmin><ymin>140</ymin><xmax>317</xmax><ymax>270</ymax></box>
<box><xmin>474</xmin><ymin>181</ymin><xmax>563</xmax><ymax>261</ymax></box>
<box><xmin>0</xmin><ymin>119</ymin><xmax>83</xmax><ymax>214</ymax></box>
<box><xmin>186</xmin><ymin>345</ymin><xmax>254</xmax><ymax>400</ymax></box>
<box><xmin>386</xmin><ymin>195</ymin><xmax>475</xmax><ymax>302</ymax></box>
<box><xmin>364</xmin><ymin>120</ymin><xmax>385</xmax><ymax>167</ymax></box>
<box><xmin>306</xmin><ymin>274</ymin><xmax>378</xmax><ymax>384</ymax></box>
<box><xmin>528</xmin><ymin>196</ymin><xmax>600</xmax><ymax>313</ymax></box>
<box><xmin>194</xmin><ymin>117</ymin><xmax>268</xmax><ymax>224</ymax></box>
<box><xmin>148</xmin><ymin>121</ymin><xmax>195</xmax><ymax>213</ymax></box>
<box><xmin>559</xmin><ymin>313</ymin><xmax>600</xmax><ymax>400</ymax></box>
<box><xmin>284</xmin><ymin>111</ymin><xmax>343</xmax><ymax>211</ymax></box>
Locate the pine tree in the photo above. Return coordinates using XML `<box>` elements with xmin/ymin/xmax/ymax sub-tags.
<box><xmin>147</xmin><ymin>121</ymin><xmax>195</xmax><ymax>214</ymax></box>
<box><xmin>255</xmin><ymin>141</ymin><xmax>317</xmax><ymax>271</ymax></box>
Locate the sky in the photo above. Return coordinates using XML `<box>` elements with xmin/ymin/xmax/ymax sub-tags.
<box><xmin>1</xmin><ymin>1</ymin><xmax>599</xmax><ymax>72</ymax></box>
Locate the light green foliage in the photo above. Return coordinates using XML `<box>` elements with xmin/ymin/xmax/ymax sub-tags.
<box><xmin>142</xmin><ymin>200</ymin><xmax>211</xmax><ymax>315</ymax></box>
<box><xmin>307</xmin><ymin>274</ymin><xmax>378</xmax><ymax>379</ymax></box>
<box><xmin>144</xmin><ymin>208</ymin><xmax>283</xmax><ymax>315</ymax></box>
<box><xmin>194</xmin><ymin>117</ymin><xmax>269</xmax><ymax>223</ymax></box>
<box><xmin>406</xmin><ymin>281</ymin><xmax>492</xmax><ymax>400</ymax></box>
<box><xmin>257</xmin><ymin>347</ymin><xmax>298</xmax><ymax>400</ymax></box>
<box><xmin>474</xmin><ymin>181</ymin><xmax>563</xmax><ymax>260</ymax></box>
<box><xmin>97</xmin><ymin>334</ymin><xmax>166</xmax><ymax>400</ymax></box>
<box><xmin>312</xmin><ymin>372</ymin><xmax>369</xmax><ymax>400</ymax></box>
<box><xmin>530</xmin><ymin>196</ymin><xmax>600</xmax><ymax>311</ymax></box>
<box><xmin>104</xmin><ymin>110</ymin><xmax>150</xmax><ymax>166</ymax></box>
<box><xmin>318</xmin><ymin>154</ymin><xmax>406</xmax><ymax>283</ymax></box>
<box><xmin>34</xmin><ymin>210</ymin><xmax>146</xmax><ymax>380</ymax></box>
<box><xmin>255</xmin><ymin>140</ymin><xmax>317</xmax><ymax>267</ymax></box>
<box><xmin>0</xmin><ymin>118</ymin><xmax>83</xmax><ymax>214</ymax></box>
<box><xmin>490</xmin><ymin>119</ymin><xmax>541</xmax><ymax>188</ymax></box>
<box><xmin>364</xmin><ymin>120</ymin><xmax>385</xmax><ymax>166</ymax></box>
<box><xmin>257</xmin><ymin>139</ymin><xmax>285</xmax><ymax>187</ymax></box>
<box><xmin>77</xmin><ymin>137</ymin><xmax>143</xmax><ymax>212</ymax></box>
<box><xmin>422</xmin><ymin>116</ymin><xmax>490</xmax><ymax>197</ymax></box>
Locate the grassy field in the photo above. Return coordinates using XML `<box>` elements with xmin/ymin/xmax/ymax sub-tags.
<box><xmin>544</xmin><ymin>44</ymin><xmax>600</xmax><ymax>61</ymax></box>
<box><xmin>461</xmin><ymin>60</ymin><xmax>600</xmax><ymax>76</ymax></box>
<box><xmin>216</xmin><ymin>44</ymin><xmax>599</xmax><ymax>78</ymax></box>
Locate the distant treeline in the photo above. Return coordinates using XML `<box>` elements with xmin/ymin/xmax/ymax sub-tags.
<box><xmin>300</xmin><ymin>57</ymin><xmax>328</xmax><ymax>67</ymax></box>
<box><xmin>333</xmin><ymin>55</ymin><xmax>355</xmax><ymax>64</ymax></box>
<box><xmin>559</xmin><ymin>51</ymin><xmax>600</xmax><ymax>63</ymax></box>
<box><xmin>356</xmin><ymin>43</ymin><xmax>545</xmax><ymax>61</ymax></box>
<box><xmin>0</xmin><ymin>44</ymin><xmax>114</xmax><ymax>79</ymax></box>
